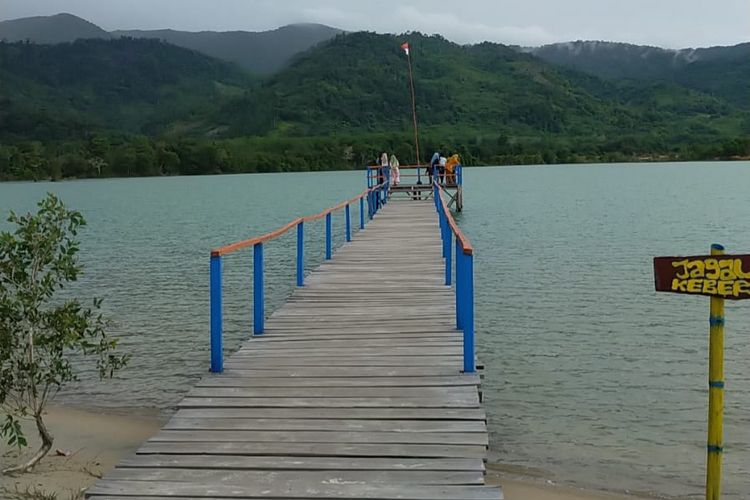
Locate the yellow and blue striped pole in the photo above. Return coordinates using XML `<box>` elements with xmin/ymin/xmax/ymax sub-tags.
<box><xmin>706</xmin><ymin>243</ymin><xmax>725</xmax><ymax>500</ymax></box>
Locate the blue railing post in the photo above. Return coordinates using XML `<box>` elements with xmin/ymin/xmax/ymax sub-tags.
<box><xmin>445</xmin><ymin>232</ymin><xmax>452</xmax><ymax>286</ymax></box>
<box><xmin>440</xmin><ymin>210</ymin><xmax>448</xmax><ymax>259</ymax></box>
<box><xmin>359</xmin><ymin>196</ymin><xmax>365</xmax><ymax>229</ymax></box>
<box><xmin>455</xmin><ymin>238</ymin><xmax>463</xmax><ymax>330</ymax></box>
<box><xmin>345</xmin><ymin>204</ymin><xmax>351</xmax><ymax>242</ymax></box>
<box><xmin>253</xmin><ymin>243</ymin><xmax>264</xmax><ymax>335</ymax></box>
<box><xmin>296</xmin><ymin>221</ymin><xmax>304</xmax><ymax>286</ymax></box>
<box><xmin>209</xmin><ymin>254</ymin><xmax>223</xmax><ymax>373</ymax></box>
<box><xmin>325</xmin><ymin>212</ymin><xmax>332</xmax><ymax>260</ymax></box>
<box><xmin>366</xmin><ymin>167</ymin><xmax>372</xmax><ymax>188</ymax></box>
<box><xmin>462</xmin><ymin>252</ymin><xmax>475</xmax><ymax>373</ymax></box>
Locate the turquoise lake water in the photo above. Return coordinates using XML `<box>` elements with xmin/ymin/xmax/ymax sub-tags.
<box><xmin>1</xmin><ymin>162</ymin><xmax>748</xmax><ymax>498</ymax></box>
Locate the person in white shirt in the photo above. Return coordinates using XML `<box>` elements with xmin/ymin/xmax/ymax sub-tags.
<box><xmin>389</xmin><ymin>154</ymin><xmax>400</xmax><ymax>185</ymax></box>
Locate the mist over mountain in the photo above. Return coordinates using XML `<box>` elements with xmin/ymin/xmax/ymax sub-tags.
<box><xmin>0</xmin><ymin>13</ymin><xmax>342</xmax><ymax>75</ymax></box>
<box><xmin>112</xmin><ymin>24</ymin><xmax>343</xmax><ymax>74</ymax></box>
<box><xmin>530</xmin><ymin>40</ymin><xmax>750</xmax><ymax>80</ymax></box>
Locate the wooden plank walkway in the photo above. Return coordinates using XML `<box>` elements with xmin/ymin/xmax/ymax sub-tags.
<box><xmin>87</xmin><ymin>200</ymin><xmax>501</xmax><ymax>500</ymax></box>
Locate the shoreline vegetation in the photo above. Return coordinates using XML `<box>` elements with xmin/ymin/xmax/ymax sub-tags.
<box><xmin>0</xmin><ymin>405</ymin><xmax>654</xmax><ymax>500</ymax></box>
<box><xmin>1</xmin><ymin>136</ymin><xmax>749</xmax><ymax>183</ymax></box>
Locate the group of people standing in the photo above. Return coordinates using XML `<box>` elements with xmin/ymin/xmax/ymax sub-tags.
<box><xmin>375</xmin><ymin>151</ymin><xmax>461</xmax><ymax>186</ymax></box>
<box><xmin>378</xmin><ymin>152</ymin><xmax>401</xmax><ymax>185</ymax></box>
<box><xmin>428</xmin><ymin>152</ymin><xmax>460</xmax><ymax>185</ymax></box>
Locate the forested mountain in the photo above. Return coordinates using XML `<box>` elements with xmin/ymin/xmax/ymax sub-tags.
<box><xmin>530</xmin><ymin>41</ymin><xmax>750</xmax><ymax>105</ymax></box>
<box><xmin>0</xmin><ymin>38</ymin><xmax>253</xmax><ymax>141</ymax></box>
<box><xmin>0</xmin><ymin>13</ymin><xmax>341</xmax><ymax>75</ymax></box>
<box><xmin>0</xmin><ymin>32</ymin><xmax>748</xmax><ymax>181</ymax></box>
<box><xmin>222</xmin><ymin>33</ymin><xmax>747</xmax><ymax>149</ymax></box>
<box><xmin>113</xmin><ymin>24</ymin><xmax>343</xmax><ymax>74</ymax></box>
<box><xmin>0</xmin><ymin>13</ymin><xmax>110</xmax><ymax>43</ymax></box>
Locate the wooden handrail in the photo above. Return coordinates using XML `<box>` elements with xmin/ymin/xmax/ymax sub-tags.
<box><xmin>436</xmin><ymin>183</ymin><xmax>473</xmax><ymax>255</ymax></box>
<box><xmin>211</xmin><ymin>183</ymin><xmax>386</xmax><ymax>256</ymax></box>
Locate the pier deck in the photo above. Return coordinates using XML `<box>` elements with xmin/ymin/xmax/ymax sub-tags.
<box><xmin>87</xmin><ymin>199</ymin><xmax>500</xmax><ymax>499</ymax></box>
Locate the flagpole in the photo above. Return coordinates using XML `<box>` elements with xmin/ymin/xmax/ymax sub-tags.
<box><xmin>404</xmin><ymin>44</ymin><xmax>421</xmax><ymax>166</ymax></box>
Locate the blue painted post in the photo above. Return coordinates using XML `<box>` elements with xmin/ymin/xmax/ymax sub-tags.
<box><xmin>366</xmin><ymin>167</ymin><xmax>371</xmax><ymax>188</ymax></box>
<box><xmin>462</xmin><ymin>252</ymin><xmax>475</xmax><ymax>373</ymax></box>
<box><xmin>325</xmin><ymin>212</ymin><xmax>332</xmax><ymax>260</ymax></box>
<box><xmin>440</xmin><ymin>210</ymin><xmax>448</xmax><ymax>259</ymax></box>
<box><xmin>359</xmin><ymin>196</ymin><xmax>365</xmax><ymax>229</ymax></box>
<box><xmin>253</xmin><ymin>243</ymin><xmax>264</xmax><ymax>335</ymax></box>
<box><xmin>345</xmin><ymin>204</ymin><xmax>351</xmax><ymax>242</ymax></box>
<box><xmin>296</xmin><ymin>221</ymin><xmax>304</xmax><ymax>287</ymax></box>
<box><xmin>455</xmin><ymin>238</ymin><xmax>463</xmax><ymax>330</ymax></box>
<box><xmin>445</xmin><ymin>231</ymin><xmax>452</xmax><ymax>286</ymax></box>
<box><xmin>209</xmin><ymin>254</ymin><xmax>223</xmax><ymax>373</ymax></box>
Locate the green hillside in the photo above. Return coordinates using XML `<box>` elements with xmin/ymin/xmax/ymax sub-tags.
<box><xmin>0</xmin><ymin>32</ymin><xmax>748</xmax><ymax>181</ymax></box>
<box><xmin>219</xmin><ymin>32</ymin><xmax>748</xmax><ymax>162</ymax></box>
<box><xmin>0</xmin><ymin>37</ymin><xmax>253</xmax><ymax>140</ymax></box>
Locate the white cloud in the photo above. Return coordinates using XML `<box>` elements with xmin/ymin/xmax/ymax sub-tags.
<box><xmin>0</xmin><ymin>0</ymin><xmax>747</xmax><ymax>48</ymax></box>
<box><xmin>388</xmin><ymin>5</ymin><xmax>557</xmax><ymax>46</ymax></box>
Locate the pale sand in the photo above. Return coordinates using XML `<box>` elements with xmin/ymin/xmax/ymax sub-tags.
<box><xmin>0</xmin><ymin>405</ymin><xmax>652</xmax><ymax>499</ymax></box>
<box><xmin>0</xmin><ymin>405</ymin><xmax>164</xmax><ymax>498</ymax></box>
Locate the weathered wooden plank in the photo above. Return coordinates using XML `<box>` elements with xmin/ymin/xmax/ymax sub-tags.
<box><xmin>185</xmin><ymin>387</ymin><xmax>476</xmax><ymax>399</ymax></box>
<box><xmin>178</xmin><ymin>396</ymin><xmax>479</xmax><ymax>409</ymax></box>
<box><xmin>195</xmin><ymin>375</ymin><xmax>481</xmax><ymax>388</ymax></box>
<box><xmin>217</xmin><ymin>367</ymin><xmax>470</xmax><ymax>378</ymax></box>
<box><xmin>103</xmin><ymin>468</ymin><xmax>485</xmax><ymax>485</ymax></box>
<box><xmin>222</xmin><ymin>357</ymin><xmax>463</xmax><ymax>368</ymax></box>
<box><xmin>137</xmin><ymin>441</ymin><xmax>489</xmax><ymax>459</ymax></box>
<box><xmin>164</xmin><ymin>418</ymin><xmax>486</xmax><ymax>433</ymax></box>
<box><xmin>149</xmin><ymin>430</ymin><xmax>488</xmax><ymax>446</ymax></box>
<box><xmin>117</xmin><ymin>455</ymin><xmax>485</xmax><ymax>472</ymax></box>
<box><xmin>87</xmin><ymin>480</ymin><xmax>502</xmax><ymax>499</ymax></box>
<box><xmin>172</xmin><ymin>408</ymin><xmax>486</xmax><ymax>420</ymax></box>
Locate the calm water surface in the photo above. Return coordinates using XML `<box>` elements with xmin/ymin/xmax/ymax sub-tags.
<box><xmin>1</xmin><ymin>163</ymin><xmax>748</xmax><ymax>499</ymax></box>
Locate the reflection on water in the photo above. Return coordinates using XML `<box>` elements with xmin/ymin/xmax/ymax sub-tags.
<box><xmin>1</xmin><ymin>162</ymin><xmax>748</xmax><ymax>498</ymax></box>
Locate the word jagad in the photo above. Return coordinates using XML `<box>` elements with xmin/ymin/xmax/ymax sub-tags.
<box><xmin>653</xmin><ymin>255</ymin><xmax>750</xmax><ymax>300</ymax></box>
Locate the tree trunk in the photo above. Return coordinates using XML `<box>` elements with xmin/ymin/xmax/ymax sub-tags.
<box><xmin>1</xmin><ymin>413</ymin><xmax>54</xmax><ymax>474</ymax></box>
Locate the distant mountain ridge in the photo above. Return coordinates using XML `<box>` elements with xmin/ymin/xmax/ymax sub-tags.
<box><xmin>112</xmin><ymin>24</ymin><xmax>343</xmax><ymax>74</ymax></box>
<box><xmin>0</xmin><ymin>12</ymin><xmax>110</xmax><ymax>43</ymax></box>
<box><xmin>529</xmin><ymin>40</ymin><xmax>750</xmax><ymax>80</ymax></box>
<box><xmin>0</xmin><ymin>13</ymin><xmax>342</xmax><ymax>74</ymax></box>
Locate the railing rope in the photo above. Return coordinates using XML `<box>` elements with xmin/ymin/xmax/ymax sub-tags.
<box><xmin>208</xmin><ymin>181</ymin><xmax>387</xmax><ymax>373</ymax></box>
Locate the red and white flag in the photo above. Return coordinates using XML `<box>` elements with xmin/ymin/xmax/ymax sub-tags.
<box><xmin>401</xmin><ymin>42</ymin><xmax>410</xmax><ymax>56</ymax></box>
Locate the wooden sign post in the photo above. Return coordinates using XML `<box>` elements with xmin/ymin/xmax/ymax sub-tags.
<box><xmin>654</xmin><ymin>244</ymin><xmax>750</xmax><ymax>500</ymax></box>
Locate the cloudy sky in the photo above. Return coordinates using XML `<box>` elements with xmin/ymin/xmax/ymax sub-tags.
<box><xmin>2</xmin><ymin>0</ymin><xmax>748</xmax><ymax>48</ymax></box>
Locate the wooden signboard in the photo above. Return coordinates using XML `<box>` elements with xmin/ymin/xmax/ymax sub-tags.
<box><xmin>653</xmin><ymin>254</ymin><xmax>750</xmax><ymax>300</ymax></box>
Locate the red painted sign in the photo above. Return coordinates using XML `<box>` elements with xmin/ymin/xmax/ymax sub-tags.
<box><xmin>654</xmin><ymin>255</ymin><xmax>750</xmax><ymax>300</ymax></box>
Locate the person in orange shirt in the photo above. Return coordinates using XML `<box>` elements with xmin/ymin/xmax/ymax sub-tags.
<box><xmin>445</xmin><ymin>154</ymin><xmax>460</xmax><ymax>185</ymax></box>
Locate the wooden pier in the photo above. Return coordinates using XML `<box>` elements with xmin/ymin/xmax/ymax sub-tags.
<box><xmin>87</xmin><ymin>175</ymin><xmax>500</xmax><ymax>499</ymax></box>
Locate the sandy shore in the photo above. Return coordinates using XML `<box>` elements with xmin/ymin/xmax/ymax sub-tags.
<box><xmin>0</xmin><ymin>405</ymin><xmax>164</xmax><ymax>498</ymax></box>
<box><xmin>0</xmin><ymin>405</ymin><xmax>652</xmax><ymax>500</ymax></box>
